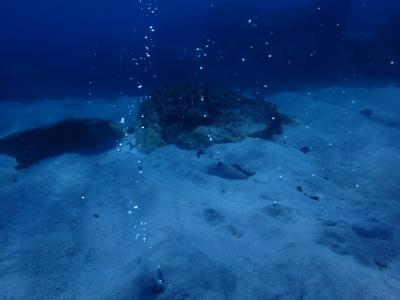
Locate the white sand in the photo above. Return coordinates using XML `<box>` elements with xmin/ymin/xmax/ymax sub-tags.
<box><xmin>0</xmin><ymin>86</ymin><xmax>399</xmax><ymax>299</ymax></box>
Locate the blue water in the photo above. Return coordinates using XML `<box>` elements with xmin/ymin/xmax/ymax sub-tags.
<box><xmin>0</xmin><ymin>0</ymin><xmax>399</xmax><ymax>99</ymax></box>
<box><xmin>0</xmin><ymin>1</ymin><xmax>399</xmax><ymax>299</ymax></box>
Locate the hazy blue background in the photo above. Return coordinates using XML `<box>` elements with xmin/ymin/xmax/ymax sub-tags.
<box><xmin>1</xmin><ymin>0</ymin><xmax>399</xmax><ymax>99</ymax></box>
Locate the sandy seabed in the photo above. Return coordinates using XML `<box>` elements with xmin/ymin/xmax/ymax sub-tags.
<box><xmin>0</xmin><ymin>85</ymin><xmax>399</xmax><ymax>300</ymax></box>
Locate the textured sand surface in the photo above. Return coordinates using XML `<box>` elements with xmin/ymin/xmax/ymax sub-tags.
<box><xmin>0</xmin><ymin>86</ymin><xmax>399</xmax><ymax>299</ymax></box>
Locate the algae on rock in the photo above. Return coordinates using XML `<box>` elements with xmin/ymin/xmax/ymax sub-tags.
<box><xmin>136</xmin><ymin>83</ymin><xmax>289</xmax><ymax>152</ymax></box>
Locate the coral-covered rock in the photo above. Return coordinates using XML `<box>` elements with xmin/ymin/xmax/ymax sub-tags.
<box><xmin>136</xmin><ymin>83</ymin><xmax>289</xmax><ymax>152</ymax></box>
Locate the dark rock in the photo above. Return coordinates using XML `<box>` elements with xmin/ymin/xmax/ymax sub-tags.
<box><xmin>360</xmin><ymin>109</ymin><xmax>373</xmax><ymax>118</ymax></box>
<box><xmin>295</xmin><ymin>186</ymin><xmax>319</xmax><ymax>201</ymax></box>
<box><xmin>135</xmin><ymin>83</ymin><xmax>289</xmax><ymax>152</ymax></box>
<box><xmin>0</xmin><ymin>119</ymin><xmax>123</xmax><ymax>169</ymax></box>
<box><xmin>300</xmin><ymin>146</ymin><xmax>311</xmax><ymax>154</ymax></box>
<box><xmin>307</xmin><ymin>195</ymin><xmax>320</xmax><ymax>201</ymax></box>
<box><xmin>93</xmin><ymin>214</ymin><xmax>99</xmax><ymax>218</ymax></box>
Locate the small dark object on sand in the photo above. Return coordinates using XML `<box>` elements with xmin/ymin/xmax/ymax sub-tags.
<box><xmin>296</xmin><ymin>186</ymin><xmax>303</xmax><ymax>193</ymax></box>
<box><xmin>300</xmin><ymin>146</ymin><xmax>311</xmax><ymax>154</ymax></box>
<box><xmin>0</xmin><ymin>119</ymin><xmax>123</xmax><ymax>169</ymax></box>
<box><xmin>360</xmin><ymin>109</ymin><xmax>373</xmax><ymax>118</ymax></box>
<box><xmin>308</xmin><ymin>195</ymin><xmax>320</xmax><ymax>201</ymax></box>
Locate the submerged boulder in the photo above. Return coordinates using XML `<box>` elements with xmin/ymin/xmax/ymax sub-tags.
<box><xmin>0</xmin><ymin>119</ymin><xmax>124</xmax><ymax>169</ymax></box>
<box><xmin>136</xmin><ymin>83</ymin><xmax>289</xmax><ymax>152</ymax></box>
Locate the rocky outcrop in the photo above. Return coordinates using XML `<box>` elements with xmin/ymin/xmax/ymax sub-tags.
<box><xmin>0</xmin><ymin>119</ymin><xmax>123</xmax><ymax>169</ymax></box>
<box><xmin>135</xmin><ymin>83</ymin><xmax>290</xmax><ymax>152</ymax></box>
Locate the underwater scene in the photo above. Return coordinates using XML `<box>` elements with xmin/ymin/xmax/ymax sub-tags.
<box><xmin>0</xmin><ymin>0</ymin><xmax>400</xmax><ymax>299</ymax></box>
